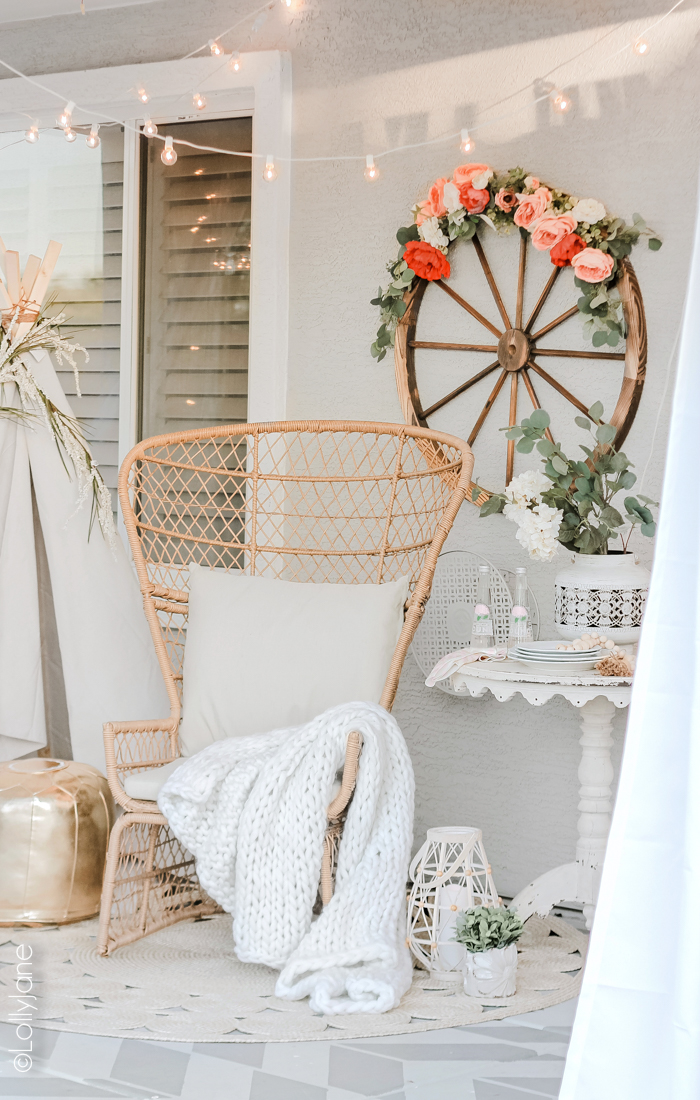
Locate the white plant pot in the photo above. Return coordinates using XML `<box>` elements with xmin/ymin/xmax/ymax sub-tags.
<box><xmin>463</xmin><ymin>943</ymin><xmax>518</xmax><ymax>999</ymax></box>
<box><xmin>554</xmin><ymin>551</ymin><xmax>651</xmax><ymax>644</ymax></box>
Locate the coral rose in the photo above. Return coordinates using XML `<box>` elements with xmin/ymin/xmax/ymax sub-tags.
<box><xmin>571</xmin><ymin>247</ymin><xmax>614</xmax><ymax>283</ymax></box>
<box><xmin>513</xmin><ymin>186</ymin><xmax>552</xmax><ymax>230</ymax></box>
<box><xmin>416</xmin><ymin>177</ymin><xmax>448</xmax><ymax>225</ymax></box>
<box><xmin>495</xmin><ymin>188</ymin><xmax>517</xmax><ymax>212</ymax></box>
<box><xmin>452</xmin><ymin>163</ymin><xmax>492</xmax><ymax>189</ymax></box>
<box><xmin>531</xmin><ymin>214</ymin><xmax>578</xmax><ymax>252</ymax></box>
<box><xmin>403</xmin><ymin>240</ymin><xmax>451</xmax><ymax>281</ymax></box>
<box><xmin>550</xmin><ymin>232</ymin><xmax>586</xmax><ymax>267</ymax></box>
<box><xmin>460</xmin><ymin>186</ymin><xmax>490</xmax><ymax>214</ymax></box>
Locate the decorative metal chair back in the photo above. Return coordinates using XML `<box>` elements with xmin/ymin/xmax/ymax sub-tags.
<box><xmin>411</xmin><ymin>549</ymin><xmax>540</xmax><ymax>696</ymax></box>
<box><xmin>122</xmin><ymin>422</ymin><xmax>474</xmax><ymax>722</ymax></box>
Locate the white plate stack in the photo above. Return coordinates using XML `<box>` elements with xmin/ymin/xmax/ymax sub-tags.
<box><xmin>508</xmin><ymin>640</ymin><xmax>604</xmax><ymax>674</ymax></box>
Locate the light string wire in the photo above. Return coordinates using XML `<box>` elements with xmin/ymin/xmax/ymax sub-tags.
<box><xmin>0</xmin><ymin>0</ymin><xmax>687</xmax><ymax>166</ymax></box>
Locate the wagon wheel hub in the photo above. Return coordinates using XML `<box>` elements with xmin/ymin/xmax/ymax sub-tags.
<box><xmin>498</xmin><ymin>328</ymin><xmax>530</xmax><ymax>373</ymax></box>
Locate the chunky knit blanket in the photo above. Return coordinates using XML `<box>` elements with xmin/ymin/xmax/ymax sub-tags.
<box><xmin>158</xmin><ymin>701</ymin><xmax>415</xmax><ymax>1015</ymax></box>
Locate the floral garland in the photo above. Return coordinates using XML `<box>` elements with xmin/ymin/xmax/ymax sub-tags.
<box><xmin>0</xmin><ymin>308</ymin><xmax>116</xmax><ymax>544</ymax></box>
<box><xmin>371</xmin><ymin>163</ymin><xmax>661</xmax><ymax>360</ymax></box>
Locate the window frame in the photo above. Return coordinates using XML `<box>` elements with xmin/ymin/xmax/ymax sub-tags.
<box><xmin>0</xmin><ymin>51</ymin><xmax>292</xmax><ymax>465</ymax></box>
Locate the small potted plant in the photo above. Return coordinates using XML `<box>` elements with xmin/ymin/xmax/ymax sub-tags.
<box><xmin>473</xmin><ymin>404</ymin><xmax>658</xmax><ymax>643</ymax></box>
<box><xmin>455</xmin><ymin>905</ymin><xmax>524</xmax><ymax>998</ymax></box>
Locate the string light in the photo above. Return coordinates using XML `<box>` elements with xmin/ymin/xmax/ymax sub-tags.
<box><xmin>208</xmin><ymin>38</ymin><xmax>223</xmax><ymax>55</ymax></box>
<box><xmin>64</xmin><ymin>128</ymin><xmax>77</xmax><ymax>143</ymax></box>
<box><xmin>363</xmin><ymin>154</ymin><xmax>380</xmax><ymax>182</ymax></box>
<box><xmin>193</xmin><ymin>92</ymin><xmax>207</xmax><ymax>111</ymax></box>
<box><xmin>230</xmin><ymin>51</ymin><xmax>241</xmax><ymax>71</ymax></box>
<box><xmin>58</xmin><ymin>100</ymin><xmax>75</xmax><ymax>128</ymax></box>
<box><xmin>263</xmin><ymin>154</ymin><xmax>277</xmax><ymax>181</ymax></box>
<box><xmin>633</xmin><ymin>37</ymin><xmax>650</xmax><ymax>54</ymax></box>
<box><xmin>549</xmin><ymin>88</ymin><xmax>572</xmax><ymax>113</ymax></box>
<box><xmin>24</xmin><ymin>125</ymin><xmax>39</xmax><ymax>144</ymax></box>
<box><xmin>459</xmin><ymin>129</ymin><xmax>475</xmax><ymax>154</ymax></box>
<box><xmin>137</xmin><ymin>87</ymin><xmax>150</xmax><ymax>104</ymax></box>
<box><xmin>142</xmin><ymin>118</ymin><xmax>158</xmax><ymax>136</ymax></box>
<box><xmin>161</xmin><ymin>135</ymin><xmax>177</xmax><ymax>166</ymax></box>
<box><xmin>86</xmin><ymin>123</ymin><xmax>100</xmax><ymax>149</ymax></box>
<box><xmin>282</xmin><ymin>0</ymin><xmax>292</xmax><ymax>7</ymax></box>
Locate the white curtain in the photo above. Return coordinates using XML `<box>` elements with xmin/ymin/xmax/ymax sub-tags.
<box><xmin>0</xmin><ymin>352</ymin><xmax>169</xmax><ymax>770</ymax></box>
<box><xmin>559</xmin><ymin>221</ymin><xmax>700</xmax><ymax>1095</ymax></box>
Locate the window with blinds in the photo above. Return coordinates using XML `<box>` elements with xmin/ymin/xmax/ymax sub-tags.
<box><xmin>0</xmin><ymin>126</ymin><xmax>124</xmax><ymax>515</ymax></box>
<box><xmin>138</xmin><ymin>116</ymin><xmax>252</xmax><ymax>440</ymax></box>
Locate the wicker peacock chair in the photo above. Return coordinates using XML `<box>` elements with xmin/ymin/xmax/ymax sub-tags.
<box><xmin>98</xmin><ymin>421</ymin><xmax>473</xmax><ymax>955</ymax></box>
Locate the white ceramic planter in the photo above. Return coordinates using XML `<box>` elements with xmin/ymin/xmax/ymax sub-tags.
<box><xmin>554</xmin><ymin>552</ymin><xmax>651</xmax><ymax>644</ymax></box>
<box><xmin>463</xmin><ymin>943</ymin><xmax>518</xmax><ymax>998</ymax></box>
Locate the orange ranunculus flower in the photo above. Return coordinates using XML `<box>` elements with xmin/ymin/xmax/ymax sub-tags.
<box><xmin>452</xmin><ymin>163</ymin><xmax>491</xmax><ymax>188</ymax></box>
<box><xmin>416</xmin><ymin>177</ymin><xmax>448</xmax><ymax>225</ymax></box>
<box><xmin>513</xmin><ymin>186</ymin><xmax>552</xmax><ymax>230</ymax></box>
<box><xmin>459</xmin><ymin>185</ymin><xmax>490</xmax><ymax>214</ymax></box>
<box><xmin>404</xmin><ymin>240</ymin><xmax>451</xmax><ymax>281</ymax></box>
<box><xmin>549</xmin><ymin>232</ymin><xmax>586</xmax><ymax>267</ymax></box>
<box><xmin>571</xmin><ymin>247</ymin><xmax>615</xmax><ymax>283</ymax></box>
<box><xmin>531</xmin><ymin>214</ymin><xmax>578</xmax><ymax>252</ymax></box>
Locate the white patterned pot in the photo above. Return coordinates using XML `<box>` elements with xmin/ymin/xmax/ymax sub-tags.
<box><xmin>463</xmin><ymin>943</ymin><xmax>518</xmax><ymax>998</ymax></box>
<box><xmin>554</xmin><ymin>552</ymin><xmax>651</xmax><ymax>644</ymax></box>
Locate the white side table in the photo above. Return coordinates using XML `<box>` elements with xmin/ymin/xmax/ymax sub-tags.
<box><xmin>449</xmin><ymin>660</ymin><xmax>632</xmax><ymax>928</ymax></box>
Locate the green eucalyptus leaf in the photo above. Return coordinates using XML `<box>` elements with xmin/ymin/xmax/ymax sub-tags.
<box><xmin>551</xmin><ymin>455</ymin><xmax>568</xmax><ymax>475</ymax></box>
<box><xmin>516</xmin><ymin>439</ymin><xmax>536</xmax><ymax>453</ymax></box>
<box><xmin>648</xmin><ymin>238</ymin><xmax>662</xmax><ymax>251</ymax></box>
<box><xmin>641</xmin><ymin>521</ymin><xmax>656</xmax><ymax>536</ymax></box>
<box><xmin>596</xmin><ymin>423</ymin><xmax>617</xmax><ymax>445</ymax></box>
<box><xmin>480</xmin><ymin>494</ymin><xmax>506</xmax><ymax>517</ymax></box>
<box><xmin>529</xmin><ymin>409</ymin><xmax>551</xmax><ymax>430</ymax></box>
<box><xmin>588</xmin><ymin>401</ymin><xmax>604</xmax><ymax>421</ymax></box>
<box><xmin>396</xmin><ymin>224</ymin><xmax>420</xmax><ymax>245</ymax></box>
<box><xmin>619</xmin><ymin>470</ymin><xmax>637</xmax><ymax>489</ymax></box>
<box><xmin>601</xmin><ymin>505</ymin><xmax>624</xmax><ymax>527</ymax></box>
<box><xmin>575</xmin><ymin>416</ymin><xmax>591</xmax><ymax>430</ymax></box>
<box><xmin>537</xmin><ymin>439</ymin><xmax>556</xmax><ymax>457</ymax></box>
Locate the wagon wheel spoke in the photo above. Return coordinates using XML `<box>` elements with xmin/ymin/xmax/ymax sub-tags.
<box><xmin>524</xmin><ymin>266</ymin><xmax>561</xmax><ymax>333</ymax></box>
<box><xmin>521</xmin><ymin>367</ymin><xmax>555</xmax><ymax>443</ymax></box>
<box><xmin>506</xmin><ymin>373</ymin><xmax>518</xmax><ymax>485</ymax></box>
<box><xmin>527</xmin><ymin>360</ymin><xmax>590</xmax><ymax>417</ymax></box>
<box><xmin>472</xmin><ymin>236</ymin><xmax>512</xmax><ymax>330</ymax></box>
<box><xmin>410</xmin><ymin>341</ymin><xmax>499</xmax><ymax>353</ymax></box>
<box><xmin>422</xmin><ymin>361</ymin><xmax>501</xmax><ymax>418</ymax></box>
<box><xmin>531</xmin><ymin>347</ymin><xmax>625</xmax><ymax>361</ymax></box>
<box><xmin>468</xmin><ymin>369</ymin><xmax>508</xmax><ymax>447</ymax></box>
<box><xmin>515</xmin><ymin>234</ymin><xmax>527</xmax><ymax>330</ymax></box>
<box><xmin>530</xmin><ymin>305</ymin><xmax>579</xmax><ymax>341</ymax></box>
<box><xmin>434</xmin><ymin>279</ymin><xmax>502</xmax><ymax>338</ymax></box>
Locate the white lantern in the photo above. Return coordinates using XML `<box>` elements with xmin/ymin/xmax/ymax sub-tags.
<box><xmin>407</xmin><ymin>826</ymin><xmax>499</xmax><ymax>979</ymax></box>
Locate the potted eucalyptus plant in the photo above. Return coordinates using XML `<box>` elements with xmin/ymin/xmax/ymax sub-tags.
<box><xmin>473</xmin><ymin>404</ymin><xmax>657</xmax><ymax>643</ymax></box>
<box><xmin>455</xmin><ymin>906</ymin><xmax>524</xmax><ymax>999</ymax></box>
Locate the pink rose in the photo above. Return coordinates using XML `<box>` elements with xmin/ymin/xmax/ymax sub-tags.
<box><xmin>571</xmin><ymin>247</ymin><xmax>615</xmax><ymax>283</ymax></box>
<box><xmin>416</xmin><ymin>177</ymin><xmax>448</xmax><ymax>225</ymax></box>
<box><xmin>452</xmin><ymin>163</ymin><xmax>491</xmax><ymax>189</ymax></box>
<box><xmin>460</xmin><ymin>186</ymin><xmax>490</xmax><ymax>214</ymax></box>
<box><xmin>531</xmin><ymin>214</ymin><xmax>578</xmax><ymax>252</ymax></box>
<box><xmin>495</xmin><ymin>188</ymin><xmax>517</xmax><ymax>212</ymax></box>
<box><xmin>513</xmin><ymin>186</ymin><xmax>552</xmax><ymax>230</ymax></box>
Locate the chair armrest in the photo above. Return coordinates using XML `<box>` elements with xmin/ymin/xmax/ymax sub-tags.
<box><xmin>326</xmin><ymin>730</ymin><xmax>363</xmax><ymax>822</ymax></box>
<box><xmin>103</xmin><ymin>717</ymin><xmax>180</xmax><ymax>812</ymax></box>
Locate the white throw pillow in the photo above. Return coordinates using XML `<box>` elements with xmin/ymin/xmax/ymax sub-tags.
<box><xmin>177</xmin><ymin>567</ymin><xmax>409</xmax><ymax>756</ymax></box>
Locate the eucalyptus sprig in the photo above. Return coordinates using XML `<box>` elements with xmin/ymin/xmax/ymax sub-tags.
<box><xmin>454</xmin><ymin>906</ymin><xmax>524</xmax><ymax>954</ymax></box>
<box><xmin>473</xmin><ymin>403</ymin><xmax>657</xmax><ymax>555</ymax></box>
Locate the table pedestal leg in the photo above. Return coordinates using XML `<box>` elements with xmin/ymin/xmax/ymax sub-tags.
<box><xmin>510</xmin><ymin>695</ymin><xmax>618</xmax><ymax>929</ymax></box>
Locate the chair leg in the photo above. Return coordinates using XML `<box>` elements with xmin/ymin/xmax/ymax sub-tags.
<box><xmin>321</xmin><ymin>731</ymin><xmax>363</xmax><ymax>905</ymax></box>
<box><xmin>98</xmin><ymin>812</ymin><xmax>132</xmax><ymax>956</ymax></box>
<box><xmin>139</xmin><ymin>824</ymin><xmax>160</xmax><ymax>933</ymax></box>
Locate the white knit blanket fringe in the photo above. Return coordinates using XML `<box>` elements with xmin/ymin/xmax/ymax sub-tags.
<box><xmin>158</xmin><ymin>701</ymin><xmax>415</xmax><ymax>1016</ymax></box>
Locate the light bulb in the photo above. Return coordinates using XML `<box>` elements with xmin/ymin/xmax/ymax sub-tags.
<box><xmin>263</xmin><ymin>155</ymin><xmax>278</xmax><ymax>181</ymax></box>
<box><xmin>58</xmin><ymin>100</ymin><xmax>75</xmax><ymax>128</ymax></box>
<box><xmin>143</xmin><ymin>118</ymin><xmax>158</xmax><ymax>136</ymax></box>
<box><xmin>25</xmin><ymin>126</ymin><xmax>39</xmax><ymax>144</ymax></box>
<box><xmin>230</xmin><ymin>51</ymin><xmax>241</xmax><ymax>71</ymax></box>
<box><xmin>64</xmin><ymin>128</ymin><xmax>77</xmax><ymax>143</ymax></box>
<box><xmin>209</xmin><ymin>38</ymin><xmax>223</xmax><ymax>55</ymax></box>
<box><xmin>161</xmin><ymin>136</ymin><xmax>177</xmax><ymax>166</ymax></box>
<box><xmin>459</xmin><ymin>128</ymin><xmax>475</xmax><ymax>154</ymax></box>
<box><xmin>550</xmin><ymin>89</ymin><xmax>572</xmax><ymax>113</ymax></box>
<box><xmin>281</xmin><ymin>0</ymin><xmax>292</xmax><ymax>7</ymax></box>
<box><xmin>363</xmin><ymin>154</ymin><xmax>380</xmax><ymax>182</ymax></box>
<box><xmin>633</xmin><ymin>37</ymin><xmax>650</xmax><ymax>55</ymax></box>
<box><xmin>137</xmin><ymin>87</ymin><xmax>150</xmax><ymax>104</ymax></box>
<box><xmin>86</xmin><ymin>123</ymin><xmax>100</xmax><ymax>149</ymax></box>
<box><xmin>193</xmin><ymin>92</ymin><xmax>207</xmax><ymax>111</ymax></box>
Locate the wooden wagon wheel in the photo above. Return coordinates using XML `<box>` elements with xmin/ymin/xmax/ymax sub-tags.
<box><xmin>394</xmin><ymin>235</ymin><xmax>647</xmax><ymax>503</ymax></box>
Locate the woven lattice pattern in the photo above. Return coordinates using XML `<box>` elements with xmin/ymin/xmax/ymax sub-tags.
<box><xmin>99</xmin><ymin>421</ymin><xmax>473</xmax><ymax>955</ymax></box>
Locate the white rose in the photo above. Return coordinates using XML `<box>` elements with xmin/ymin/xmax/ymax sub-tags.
<box><xmin>418</xmin><ymin>216</ymin><xmax>449</xmax><ymax>252</ymax></box>
<box><xmin>471</xmin><ymin>168</ymin><xmax>494</xmax><ymax>190</ymax></box>
<box><xmin>570</xmin><ymin>198</ymin><xmax>606</xmax><ymax>225</ymax></box>
<box><xmin>442</xmin><ymin>181</ymin><xmax>463</xmax><ymax>215</ymax></box>
<box><xmin>524</xmin><ymin>176</ymin><xmax>538</xmax><ymax>189</ymax></box>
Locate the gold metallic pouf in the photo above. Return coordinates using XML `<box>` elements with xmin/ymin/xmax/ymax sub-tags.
<box><xmin>0</xmin><ymin>758</ymin><xmax>115</xmax><ymax>925</ymax></box>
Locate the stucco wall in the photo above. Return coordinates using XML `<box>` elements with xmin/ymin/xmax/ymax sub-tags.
<box><xmin>4</xmin><ymin>0</ymin><xmax>699</xmax><ymax>897</ymax></box>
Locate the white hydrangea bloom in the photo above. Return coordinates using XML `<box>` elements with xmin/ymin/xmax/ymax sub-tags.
<box><xmin>510</xmin><ymin>502</ymin><xmax>563</xmax><ymax>562</ymax></box>
<box><xmin>442</xmin><ymin>181</ymin><xmax>463</xmax><ymax>214</ymax></box>
<box><xmin>504</xmin><ymin>469</ymin><xmax>551</xmax><ymax>506</ymax></box>
<box><xmin>570</xmin><ymin>197</ymin><xmax>606</xmax><ymax>225</ymax></box>
<box><xmin>418</xmin><ymin>216</ymin><xmax>449</xmax><ymax>252</ymax></box>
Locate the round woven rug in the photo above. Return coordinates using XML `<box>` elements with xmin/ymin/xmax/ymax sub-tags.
<box><xmin>0</xmin><ymin>914</ymin><xmax>586</xmax><ymax>1042</ymax></box>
